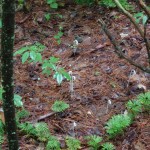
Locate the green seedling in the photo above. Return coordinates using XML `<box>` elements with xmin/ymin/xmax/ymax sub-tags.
<box><xmin>52</xmin><ymin>100</ymin><xmax>69</xmax><ymax>112</ymax></box>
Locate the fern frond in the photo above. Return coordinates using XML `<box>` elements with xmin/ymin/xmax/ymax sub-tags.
<box><xmin>35</xmin><ymin>122</ymin><xmax>51</xmax><ymax>141</ymax></box>
<box><xmin>85</xmin><ymin>135</ymin><xmax>102</xmax><ymax>150</ymax></box>
<box><xmin>102</xmin><ymin>142</ymin><xmax>115</xmax><ymax>150</ymax></box>
<box><xmin>105</xmin><ymin>114</ymin><xmax>131</xmax><ymax>138</ymax></box>
<box><xmin>46</xmin><ymin>136</ymin><xmax>60</xmax><ymax>150</ymax></box>
<box><xmin>66</xmin><ymin>136</ymin><xmax>81</xmax><ymax>150</ymax></box>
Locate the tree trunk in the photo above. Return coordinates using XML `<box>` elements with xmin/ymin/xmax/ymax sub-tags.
<box><xmin>1</xmin><ymin>0</ymin><xmax>19</xmax><ymax>149</ymax></box>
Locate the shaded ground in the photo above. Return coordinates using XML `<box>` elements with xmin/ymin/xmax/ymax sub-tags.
<box><xmin>3</xmin><ymin>1</ymin><xmax>150</xmax><ymax>149</ymax></box>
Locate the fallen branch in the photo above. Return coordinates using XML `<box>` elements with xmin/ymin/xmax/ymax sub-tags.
<box><xmin>113</xmin><ymin>0</ymin><xmax>150</xmax><ymax>64</ymax></box>
<box><xmin>98</xmin><ymin>19</ymin><xmax>150</xmax><ymax>73</ymax></box>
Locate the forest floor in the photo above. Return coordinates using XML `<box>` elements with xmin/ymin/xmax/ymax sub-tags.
<box><xmin>2</xmin><ymin>1</ymin><xmax>150</xmax><ymax>149</ymax></box>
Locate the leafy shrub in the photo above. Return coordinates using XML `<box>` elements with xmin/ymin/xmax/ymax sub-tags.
<box><xmin>15</xmin><ymin>44</ymin><xmax>71</xmax><ymax>85</ymax></box>
<box><xmin>100</xmin><ymin>0</ymin><xmax>133</xmax><ymax>10</ymax></box>
<box><xmin>46</xmin><ymin>136</ymin><xmax>60</xmax><ymax>150</ymax></box>
<box><xmin>105</xmin><ymin>114</ymin><xmax>131</xmax><ymax>138</ymax></box>
<box><xmin>14</xmin><ymin>42</ymin><xmax>45</xmax><ymax>64</ymax></box>
<box><xmin>85</xmin><ymin>135</ymin><xmax>102</xmax><ymax>150</ymax></box>
<box><xmin>42</xmin><ymin>57</ymin><xmax>71</xmax><ymax>85</ymax></box>
<box><xmin>66</xmin><ymin>136</ymin><xmax>81</xmax><ymax>150</ymax></box>
<box><xmin>134</xmin><ymin>12</ymin><xmax>148</xmax><ymax>25</ymax></box>
<box><xmin>52</xmin><ymin>100</ymin><xmax>69</xmax><ymax>112</ymax></box>
<box><xmin>102</xmin><ymin>142</ymin><xmax>115</xmax><ymax>150</ymax></box>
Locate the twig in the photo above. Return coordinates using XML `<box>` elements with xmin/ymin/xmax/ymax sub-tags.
<box><xmin>113</xmin><ymin>0</ymin><xmax>144</xmax><ymax>37</ymax></box>
<box><xmin>139</xmin><ymin>0</ymin><xmax>150</xmax><ymax>17</ymax></box>
<box><xmin>113</xmin><ymin>0</ymin><xmax>150</xmax><ymax>65</ymax></box>
<box><xmin>98</xmin><ymin>19</ymin><xmax>150</xmax><ymax>73</ymax></box>
<box><xmin>31</xmin><ymin>112</ymin><xmax>56</xmax><ymax>123</ymax></box>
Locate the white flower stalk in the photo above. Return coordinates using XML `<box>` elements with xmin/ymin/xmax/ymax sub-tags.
<box><xmin>71</xmin><ymin>121</ymin><xmax>77</xmax><ymax>137</ymax></box>
<box><xmin>69</xmin><ymin>71</ymin><xmax>76</xmax><ymax>97</ymax></box>
<box><xmin>72</xmin><ymin>40</ymin><xmax>78</xmax><ymax>55</ymax></box>
<box><xmin>106</xmin><ymin>99</ymin><xmax>112</xmax><ymax>114</ymax></box>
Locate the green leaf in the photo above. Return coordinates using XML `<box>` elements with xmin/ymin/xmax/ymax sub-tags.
<box><xmin>42</xmin><ymin>69</ymin><xmax>51</xmax><ymax>76</ymax></box>
<box><xmin>47</xmin><ymin>0</ymin><xmax>55</xmax><ymax>4</ymax></box>
<box><xmin>57</xmin><ymin>31</ymin><xmax>63</xmax><ymax>37</ymax></box>
<box><xmin>50</xmin><ymin>3</ymin><xmax>58</xmax><ymax>9</ymax></box>
<box><xmin>45</xmin><ymin>13</ymin><xmax>51</xmax><ymax>21</ymax></box>
<box><xmin>22</xmin><ymin>51</ymin><xmax>29</xmax><ymax>63</ymax></box>
<box><xmin>53</xmin><ymin>72</ymin><xmax>63</xmax><ymax>84</ymax></box>
<box><xmin>30</xmin><ymin>51</ymin><xmax>37</xmax><ymax>61</ymax></box>
<box><xmin>57</xmin><ymin>39</ymin><xmax>61</xmax><ymax>45</ymax></box>
<box><xmin>14</xmin><ymin>94</ymin><xmax>23</xmax><ymax>107</ymax></box>
<box><xmin>56</xmin><ymin>73</ymin><xmax>63</xmax><ymax>85</ymax></box>
<box><xmin>142</xmin><ymin>15</ymin><xmax>148</xmax><ymax>25</ymax></box>
<box><xmin>35</xmin><ymin>53</ymin><xmax>42</xmax><ymax>63</ymax></box>
<box><xmin>49</xmin><ymin>56</ymin><xmax>59</xmax><ymax>64</ymax></box>
<box><xmin>59</xmin><ymin>69</ymin><xmax>71</xmax><ymax>80</ymax></box>
<box><xmin>14</xmin><ymin>46</ymin><xmax>28</xmax><ymax>55</ymax></box>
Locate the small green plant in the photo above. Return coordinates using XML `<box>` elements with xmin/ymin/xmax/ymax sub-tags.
<box><xmin>15</xmin><ymin>44</ymin><xmax>71</xmax><ymax>85</ymax></box>
<box><xmin>16</xmin><ymin>109</ymin><xmax>30</xmax><ymax>123</ymax></box>
<box><xmin>105</xmin><ymin>114</ymin><xmax>131</xmax><ymax>138</ymax></box>
<box><xmin>126</xmin><ymin>99</ymin><xmax>142</xmax><ymax>117</ymax></box>
<box><xmin>14</xmin><ymin>42</ymin><xmax>45</xmax><ymax>64</ymax></box>
<box><xmin>85</xmin><ymin>135</ymin><xmax>102</xmax><ymax>150</ymax></box>
<box><xmin>102</xmin><ymin>142</ymin><xmax>115</xmax><ymax>150</ymax></box>
<box><xmin>54</xmin><ymin>26</ymin><xmax>63</xmax><ymax>44</ymax></box>
<box><xmin>52</xmin><ymin>100</ymin><xmax>69</xmax><ymax>112</ymax></box>
<box><xmin>134</xmin><ymin>12</ymin><xmax>148</xmax><ymax>25</ymax></box>
<box><xmin>46</xmin><ymin>0</ymin><xmax>58</xmax><ymax>9</ymax></box>
<box><xmin>35</xmin><ymin>122</ymin><xmax>51</xmax><ymax>141</ymax></box>
<box><xmin>42</xmin><ymin>57</ymin><xmax>71</xmax><ymax>84</ymax></box>
<box><xmin>19</xmin><ymin>122</ymin><xmax>37</xmax><ymax>135</ymax></box>
<box><xmin>45</xmin><ymin>13</ymin><xmax>51</xmax><ymax>21</ymax></box>
<box><xmin>66</xmin><ymin>136</ymin><xmax>81</xmax><ymax>150</ymax></box>
<box><xmin>137</xmin><ymin>92</ymin><xmax>150</xmax><ymax>112</ymax></box>
<box><xmin>46</xmin><ymin>136</ymin><xmax>61</xmax><ymax>150</ymax></box>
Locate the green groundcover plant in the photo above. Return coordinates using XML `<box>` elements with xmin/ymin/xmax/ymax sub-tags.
<box><xmin>105</xmin><ymin>114</ymin><xmax>132</xmax><ymax>138</ymax></box>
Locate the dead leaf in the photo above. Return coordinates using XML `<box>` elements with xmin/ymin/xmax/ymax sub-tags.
<box><xmin>82</xmin><ymin>25</ymin><xmax>92</xmax><ymax>35</ymax></box>
<box><xmin>95</xmin><ymin>44</ymin><xmax>105</xmax><ymax>49</ymax></box>
<box><xmin>134</xmin><ymin>141</ymin><xmax>147</xmax><ymax>150</ymax></box>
